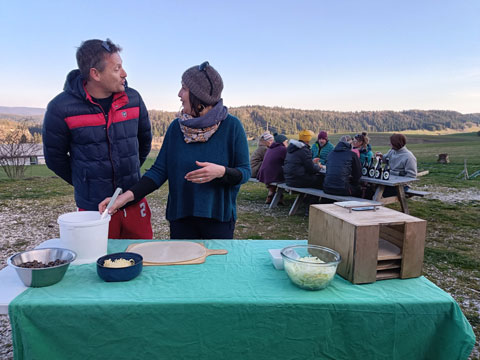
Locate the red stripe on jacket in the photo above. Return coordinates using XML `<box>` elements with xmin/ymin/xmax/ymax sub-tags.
<box><xmin>112</xmin><ymin>107</ymin><xmax>140</xmax><ymax>124</ymax></box>
<box><xmin>65</xmin><ymin>113</ymin><xmax>105</xmax><ymax>129</ymax></box>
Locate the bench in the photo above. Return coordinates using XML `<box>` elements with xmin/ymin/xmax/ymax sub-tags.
<box><xmin>270</xmin><ymin>183</ymin><xmax>382</xmax><ymax>216</ymax></box>
<box><xmin>405</xmin><ymin>189</ymin><xmax>430</xmax><ymax>198</ymax></box>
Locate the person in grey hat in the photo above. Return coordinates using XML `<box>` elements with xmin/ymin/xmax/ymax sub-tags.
<box><xmin>100</xmin><ymin>61</ymin><xmax>251</xmax><ymax>239</ymax></box>
<box><xmin>250</xmin><ymin>131</ymin><xmax>274</xmax><ymax>178</ymax></box>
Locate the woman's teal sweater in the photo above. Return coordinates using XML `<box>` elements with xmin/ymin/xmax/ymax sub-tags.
<box><xmin>143</xmin><ymin>114</ymin><xmax>251</xmax><ymax>222</ymax></box>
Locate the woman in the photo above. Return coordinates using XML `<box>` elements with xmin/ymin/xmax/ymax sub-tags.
<box><xmin>250</xmin><ymin>131</ymin><xmax>273</xmax><ymax>178</ymax></box>
<box><xmin>375</xmin><ymin>133</ymin><xmax>417</xmax><ymax>197</ymax></box>
<box><xmin>257</xmin><ymin>133</ymin><xmax>288</xmax><ymax>204</ymax></box>
<box><xmin>323</xmin><ymin>135</ymin><xmax>362</xmax><ymax>197</ymax></box>
<box><xmin>352</xmin><ymin>132</ymin><xmax>374</xmax><ymax>166</ymax></box>
<box><xmin>377</xmin><ymin>133</ymin><xmax>417</xmax><ymax>177</ymax></box>
<box><xmin>311</xmin><ymin>130</ymin><xmax>334</xmax><ymax>168</ymax></box>
<box><xmin>99</xmin><ymin>62</ymin><xmax>251</xmax><ymax>239</ymax></box>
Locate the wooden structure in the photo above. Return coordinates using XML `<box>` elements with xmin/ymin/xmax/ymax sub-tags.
<box><xmin>437</xmin><ymin>153</ymin><xmax>449</xmax><ymax>163</ymax></box>
<box><xmin>308</xmin><ymin>204</ymin><xmax>426</xmax><ymax>284</ymax></box>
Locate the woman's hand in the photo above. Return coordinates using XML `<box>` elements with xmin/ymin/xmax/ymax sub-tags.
<box><xmin>185</xmin><ymin>161</ymin><xmax>226</xmax><ymax>183</ymax></box>
<box><xmin>98</xmin><ymin>191</ymin><xmax>134</xmax><ymax>214</ymax></box>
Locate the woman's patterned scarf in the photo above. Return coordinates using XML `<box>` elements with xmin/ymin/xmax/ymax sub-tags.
<box><xmin>178</xmin><ymin>100</ymin><xmax>228</xmax><ymax>143</ymax></box>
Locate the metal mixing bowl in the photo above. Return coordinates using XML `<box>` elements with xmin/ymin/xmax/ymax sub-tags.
<box><xmin>8</xmin><ymin>248</ymin><xmax>76</xmax><ymax>287</ymax></box>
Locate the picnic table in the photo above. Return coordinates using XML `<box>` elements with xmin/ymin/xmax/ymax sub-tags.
<box><xmin>362</xmin><ymin>175</ymin><xmax>421</xmax><ymax>214</ymax></box>
<box><xmin>1</xmin><ymin>238</ymin><xmax>475</xmax><ymax>360</ymax></box>
<box><xmin>260</xmin><ymin>175</ymin><xmax>421</xmax><ymax>215</ymax></box>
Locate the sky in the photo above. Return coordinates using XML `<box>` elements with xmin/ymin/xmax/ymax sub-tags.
<box><xmin>1</xmin><ymin>0</ymin><xmax>479</xmax><ymax>113</ymax></box>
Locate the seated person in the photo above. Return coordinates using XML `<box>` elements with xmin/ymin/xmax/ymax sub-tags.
<box><xmin>283</xmin><ymin>130</ymin><xmax>324</xmax><ymax>189</ymax></box>
<box><xmin>377</xmin><ymin>133</ymin><xmax>417</xmax><ymax>177</ymax></box>
<box><xmin>323</xmin><ymin>135</ymin><xmax>362</xmax><ymax>197</ymax></box>
<box><xmin>311</xmin><ymin>131</ymin><xmax>334</xmax><ymax>168</ymax></box>
<box><xmin>258</xmin><ymin>133</ymin><xmax>288</xmax><ymax>204</ymax></box>
<box><xmin>250</xmin><ymin>131</ymin><xmax>273</xmax><ymax>178</ymax></box>
<box><xmin>353</xmin><ymin>132</ymin><xmax>374</xmax><ymax>166</ymax></box>
<box><xmin>375</xmin><ymin>133</ymin><xmax>417</xmax><ymax>197</ymax></box>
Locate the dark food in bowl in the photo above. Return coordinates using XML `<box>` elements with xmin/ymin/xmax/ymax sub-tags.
<box><xmin>18</xmin><ymin>259</ymin><xmax>67</xmax><ymax>268</ymax></box>
<box><xmin>8</xmin><ymin>248</ymin><xmax>76</xmax><ymax>287</ymax></box>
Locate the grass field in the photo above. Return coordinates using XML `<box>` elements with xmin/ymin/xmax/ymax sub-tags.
<box><xmin>0</xmin><ymin>132</ymin><xmax>479</xmax><ymax>358</ymax></box>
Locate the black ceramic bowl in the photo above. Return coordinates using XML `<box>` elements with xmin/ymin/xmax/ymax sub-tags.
<box><xmin>96</xmin><ymin>252</ymin><xmax>143</xmax><ymax>282</ymax></box>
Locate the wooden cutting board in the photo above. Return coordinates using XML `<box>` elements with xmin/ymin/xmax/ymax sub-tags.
<box><xmin>125</xmin><ymin>241</ymin><xmax>228</xmax><ymax>266</ymax></box>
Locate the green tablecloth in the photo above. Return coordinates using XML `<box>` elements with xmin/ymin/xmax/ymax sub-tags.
<box><xmin>9</xmin><ymin>239</ymin><xmax>475</xmax><ymax>360</ymax></box>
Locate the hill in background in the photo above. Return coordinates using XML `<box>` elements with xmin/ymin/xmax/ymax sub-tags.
<box><xmin>149</xmin><ymin>106</ymin><xmax>480</xmax><ymax>138</ymax></box>
<box><xmin>2</xmin><ymin>105</ymin><xmax>480</xmax><ymax>139</ymax></box>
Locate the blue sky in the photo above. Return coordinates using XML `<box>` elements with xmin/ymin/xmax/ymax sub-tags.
<box><xmin>1</xmin><ymin>0</ymin><xmax>479</xmax><ymax>113</ymax></box>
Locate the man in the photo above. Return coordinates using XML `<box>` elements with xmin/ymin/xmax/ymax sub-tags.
<box><xmin>43</xmin><ymin>38</ymin><xmax>153</xmax><ymax>239</ymax></box>
<box><xmin>311</xmin><ymin>130</ymin><xmax>334</xmax><ymax>167</ymax></box>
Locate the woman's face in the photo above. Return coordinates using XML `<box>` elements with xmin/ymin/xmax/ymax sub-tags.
<box><xmin>178</xmin><ymin>83</ymin><xmax>193</xmax><ymax>115</ymax></box>
<box><xmin>353</xmin><ymin>138</ymin><xmax>363</xmax><ymax>148</ymax></box>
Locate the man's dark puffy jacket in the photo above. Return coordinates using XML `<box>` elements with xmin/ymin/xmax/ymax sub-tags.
<box><xmin>323</xmin><ymin>141</ymin><xmax>362</xmax><ymax>196</ymax></box>
<box><xmin>42</xmin><ymin>69</ymin><xmax>152</xmax><ymax>210</ymax></box>
<box><xmin>283</xmin><ymin>139</ymin><xmax>322</xmax><ymax>188</ymax></box>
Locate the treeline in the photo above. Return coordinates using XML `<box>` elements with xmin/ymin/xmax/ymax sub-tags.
<box><xmin>148</xmin><ymin>106</ymin><xmax>480</xmax><ymax>138</ymax></box>
<box><xmin>3</xmin><ymin>107</ymin><xmax>480</xmax><ymax>140</ymax></box>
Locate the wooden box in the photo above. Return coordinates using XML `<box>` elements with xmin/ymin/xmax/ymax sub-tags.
<box><xmin>308</xmin><ymin>204</ymin><xmax>426</xmax><ymax>284</ymax></box>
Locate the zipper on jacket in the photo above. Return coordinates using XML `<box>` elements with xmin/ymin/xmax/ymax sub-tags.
<box><xmin>87</xmin><ymin>96</ymin><xmax>117</xmax><ymax>190</ymax></box>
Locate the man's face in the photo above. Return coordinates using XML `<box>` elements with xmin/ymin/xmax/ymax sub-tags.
<box><xmin>319</xmin><ymin>138</ymin><xmax>327</xmax><ymax>146</ymax></box>
<box><xmin>96</xmin><ymin>53</ymin><xmax>127</xmax><ymax>95</ymax></box>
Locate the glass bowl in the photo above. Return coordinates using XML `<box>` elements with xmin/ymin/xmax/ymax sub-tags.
<box><xmin>280</xmin><ymin>244</ymin><xmax>341</xmax><ymax>290</ymax></box>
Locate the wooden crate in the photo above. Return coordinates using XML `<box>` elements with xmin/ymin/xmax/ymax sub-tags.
<box><xmin>308</xmin><ymin>204</ymin><xmax>426</xmax><ymax>284</ymax></box>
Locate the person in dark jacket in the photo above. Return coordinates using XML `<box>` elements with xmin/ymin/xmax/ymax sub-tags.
<box><xmin>258</xmin><ymin>133</ymin><xmax>288</xmax><ymax>204</ymax></box>
<box><xmin>100</xmin><ymin>62</ymin><xmax>250</xmax><ymax>240</ymax></box>
<box><xmin>283</xmin><ymin>130</ymin><xmax>324</xmax><ymax>189</ymax></box>
<box><xmin>323</xmin><ymin>135</ymin><xmax>362</xmax><ymax>196</ymax></box>
<box><xmin>43</xmin><ymin>38</ymin><xmax>153</xmax><ymax>239</ymax></box>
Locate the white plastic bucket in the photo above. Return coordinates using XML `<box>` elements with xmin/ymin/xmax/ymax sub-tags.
<box><xmin>57</xmin><ymin>211</ymin><xmax>111</xmax><ymax>265</ymax></box>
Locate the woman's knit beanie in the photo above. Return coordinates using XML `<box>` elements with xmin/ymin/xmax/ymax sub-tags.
<box><xmin>182</xmin><ymin>62</ymin><xmax>223</xmax><ymax>105</ymax></box>
<box><xmin>274</xmin><ymin>133</ymin><xmax>288</xmax><ymax>143</ymax></box>
<box><xmin>299</xmin><ymin>130</ymin><xmax>315</xmax><ymax>143</ymax></box>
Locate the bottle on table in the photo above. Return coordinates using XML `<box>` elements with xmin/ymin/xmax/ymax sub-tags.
<box><xmin>368</xmin><ymin>158</ymin><xmax>376</xmax><ymax>178</ymax></box>
<box><xmin>361</xmin><ymin>159</ymin><xmax>369</xmax><ymax>176</ymax></box>
<box><xmin>382</xmin><ymin>159</ymin><xmax>391</xmax><ymax>180</ymax></box>
<box><xmin>375</xmin><ymin>158</ymin><xmax>383</xmax><ymax>179</ymax></box>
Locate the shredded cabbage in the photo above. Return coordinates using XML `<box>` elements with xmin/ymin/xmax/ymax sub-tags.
<box><xmin>284</xmin><ymin>256</ymin><xmax>336</xmax><ymax>290</ymax></box>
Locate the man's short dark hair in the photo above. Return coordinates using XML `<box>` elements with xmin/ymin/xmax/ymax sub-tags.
<box><xmin>76</xmin><ymin>38</ymin><xmax>122</xmax><ymax>80</ymax></box>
